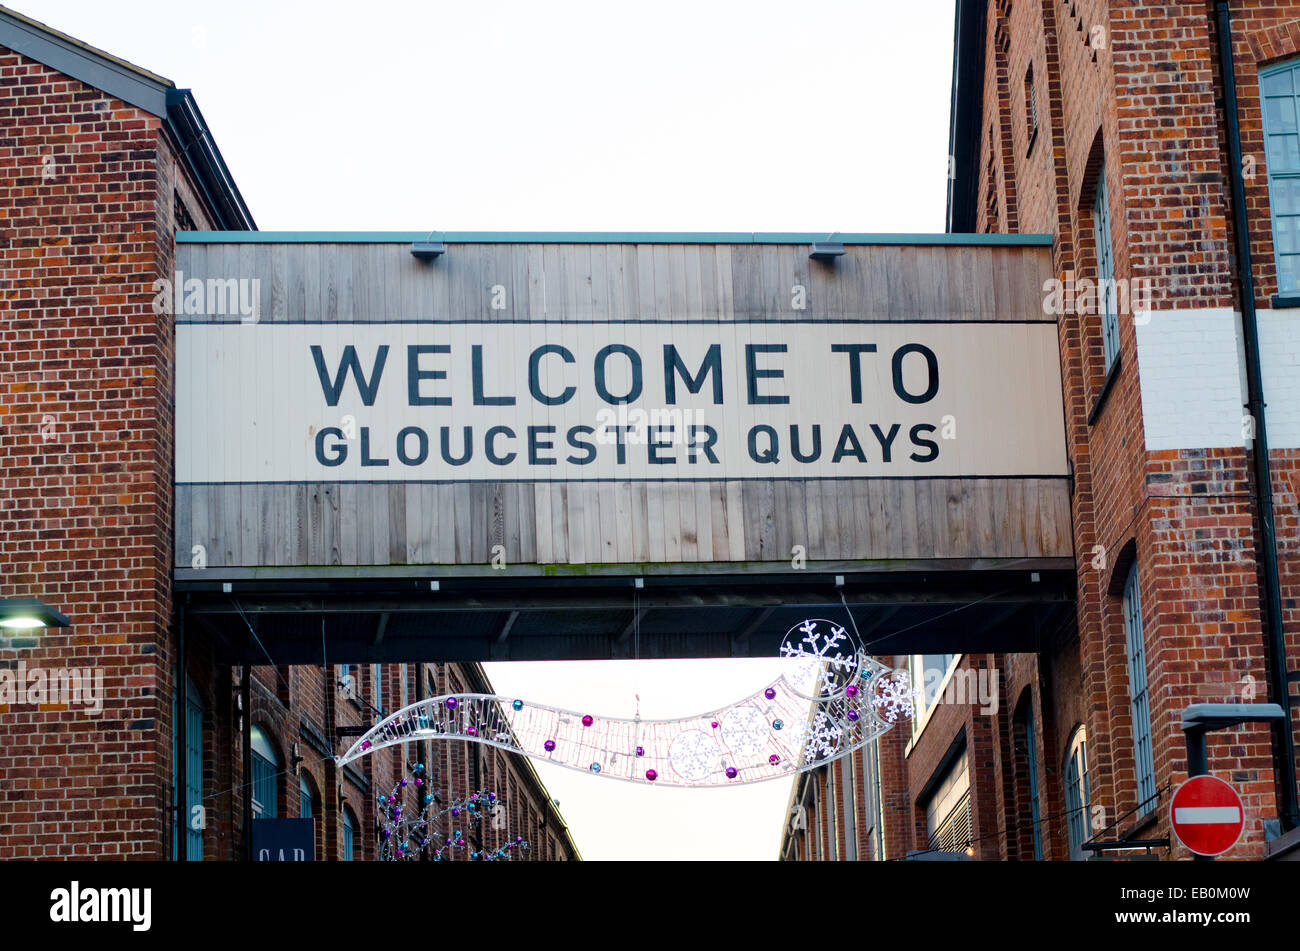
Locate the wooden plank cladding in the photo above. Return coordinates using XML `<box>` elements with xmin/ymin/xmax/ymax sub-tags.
<box><xmin>175</xmin><ymin>478</ymin><xmax>1071</xmax><ymax>568</ymax></box>
<box><xmin>172</xmin><ymin>236</ymin><xmax>1070</xmax><ymax>570</ymax></box>
<box><xmin>171</xmin><ymin>240</ymin><xmax>1056</xmax><ymax>324</ymax></box>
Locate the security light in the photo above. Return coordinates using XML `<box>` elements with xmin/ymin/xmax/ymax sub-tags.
<box><xmin>809</xmin><ymin>241</ymin><xmax>845</xmax><ymax>261</ymax></box>
<box><xmin>410</xmin><ymin>240</ymin><xmax>446</xmax><ymax>260</ymax></box>
<box><xmin>0</xmin><ymin>597</ymin><xmax>70</xmax><ymax>630</ymax></box>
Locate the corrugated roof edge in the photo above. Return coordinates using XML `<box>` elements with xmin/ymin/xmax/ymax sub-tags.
<box><xmin>176</xmin><ymin>231</ymin><xmax>1053</xmax><ymax>246</ymax></box>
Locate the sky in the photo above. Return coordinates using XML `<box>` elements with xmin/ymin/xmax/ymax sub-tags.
<box><xmin>12</xmin><ymin>0</ymin><xmax>955</xmax><ymax>858</ymax></box>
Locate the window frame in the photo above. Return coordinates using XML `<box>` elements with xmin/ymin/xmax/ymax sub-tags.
<box><xmin>299</xmin><ymin>773</ymin><xmax>319</xmax><ymax>819</ymax></box>
<box><xmin>1094</xmin><ymin>169</ymin><xmax>1121</xmax><ymax>372</ymax></box>
<box><xmin>249</xmin><ymin>725</ymin><xmax>281</xmax><ymax>820</ymax></box>
<box><xmin>1024</xmin><ymin>63</ymin><xmax>1039</xmax><ymax>154</ymax></box>
<box><xmin>1260</xmin><ymin>58</ymin><xmax>1300</xmax><ymax>298</ymax></box>
<box><xmin>342</xmin><ymin>805</ymin><xmax>357</xmax><ymax>861</ymax></box>
<box><xmin>172</xmin><ymin>674</ymin><xmax>204</xmax><ymax>861</ymax></box>
<box><xmin>1122</xmin><ymin>565</ymin><xmax>1157</xmax><ymax>817</ymax></box>
<box><xmin>1025</xmin><ymin>707</ymin><xmax>1043</xmax><ymax>860</ymax></box>
<box><xmin>908</xmin><ymin>653</ymin><xmax>962</xmax><ymax>741</ymax></box>
<box><xmin>1064</xmin><ymin>727</ymin><xmax>1092</xmax><ymax>861</ymax></box>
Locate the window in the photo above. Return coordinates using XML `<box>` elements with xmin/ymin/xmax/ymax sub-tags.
<box><xmin>925</xmin><ymin>746</ymin><xmax>971</xmax><ymax>854</ymax></box>
<box><xmin>250</xmin><ymin>726</ymin><xmax>280</xmax><ymax>819</ymax></box>
<box><xmin>1095</xmin><ymin>170</ymin><xmax>1120</xmax><ymax>371</ymax></box>
<box><xmin>172</xmin><ymin>674</ymin><xmax>203</xmax><ymax>861</ymax></box>
<box><xmin>299</xmin><ymin>774</ymin><xmax>319</xmax><ymax>819</ymax></box>
<box><xmin>1024</xmin><ymin>63</ymin><xmax>1039</xmax><ymax>150</ymax></box>
<box><xmin>910</xmin><ymin>653</ymin><xmax>959</xmax><ymax>735</ymax></box>
<box><xmin>1123</xmin><ymin>566</ymin><xmax>1156</xmax><ymax>816</ymax></box>
<box><xmin>339</xmin><ymin>664</ymin><xmax>353</xmax><ymax>699</ymax></box>
<box><xmin>1064</xmin><ymin>727</ymin><xmax>1092</xmax><ymax>861</ymax></box>
<box><xmin>1025</xmin><ymin>708</ymin><xmax>1043</xmax><ymax>860</ymax></box>
<box><xmin>342</xmin><ymin>806</ymin><xmax>357</xmax><ymax>861</ymax></box>
<box><xmin>1261</xmin><ymin>59</ymin><xmax>1300</xmax><ymax>294</ymax></box>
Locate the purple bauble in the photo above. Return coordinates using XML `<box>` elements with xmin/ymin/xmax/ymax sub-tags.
<box><xmin>581</xmin><ymin>715</ymin><xmax>594</xmax><ymax>727</ymax></box>
<box><xmin>710</xmin><ymin>720</ymin><xmax>719</xmax><ymax>729</ymax></box>
<box><xmin>446</xmin><ymin>697</ymin><xmax>459</xmax><ymax>709</ymax></box>
<box><xmin>764</xmin><ymin>687</ymin><xmax>776</xmax><ymax>700</ymax></box>
<box><xmin>466</xmin><ymin>726</ymin><xmax>477</xmax><ymax>736</ymax></box>
<box><xmin>725</xmin><ymin>766</ymin><xmax>738</xmax><ymax>779</ymax></box>
<box><xmin>847</xmin><ymin>709</ymin><xmax>860</xmax><ymax>721</ymax></box>
<box><xmin>645</xmin><ymin>769</ymin><xmax>658</xmax><ymax>782</ymax></box>
<box><xmin>544</xmin><ymin>739</ymin><xmax>556</xmax><ymax>752</ymax></box>
<box><xmin>769</xmin><ymin>754</ymin><xmax>781</xmax><ymax>766</ymax></box>
<box><xmin>845</xmin><ymin>684</ymin><xmax>859</xmax><ymax>698</ymax></box>
<box><xmin>635</xmin><ymin>746</ymin><xmax>644</xmax><ymax>757</ymax></box>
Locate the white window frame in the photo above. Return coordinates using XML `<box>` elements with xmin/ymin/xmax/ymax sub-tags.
<box><xmin>907</xmin><ymin>653</ymin><xmax>963</xmax><ymax>745</ymax></box>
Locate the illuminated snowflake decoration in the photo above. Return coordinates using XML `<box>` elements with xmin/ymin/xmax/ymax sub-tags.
<box><xmin>779</xmin><ymin>618</ymin><xmax>860</xmax><ymax>699</ymax></box>
<box><xmin>869</xmin><ymin>668</ymin><xmax>918</xmax><ymax>723</ymax></box>
<box><xmin>338</xmin><ymin>619</ymin><xmax>913</xmax><ymax>788</ymax></box>
<box><xmin>720</xmin><ymin>705</ymin><xmax>769</xmax><ymax>758</ymax></box>
<box><xmin>793</xmin><ymin>710</ymin><xmax>844</xmax><ymax>764</ymax></box>
<box><xmin>669</xmin><ymin>730</ymin><xmax>718</xmax><ymax>781</ymax></box>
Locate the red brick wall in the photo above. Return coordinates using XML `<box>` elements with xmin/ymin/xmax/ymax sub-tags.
<box><xmin>969</xmin><ymin>0</ymin><xmax>1299</xmax><ymax>861</ymax></box>
<box><xmin>0</xmin><ymin>46</ymin><xmax>181</xmax><ymax>858</ymax></box>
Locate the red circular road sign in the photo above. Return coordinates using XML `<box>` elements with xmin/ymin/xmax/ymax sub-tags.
<box><xmin>1170</xmin><ymin>776</ymin><xmax>1245</xmax><ymax>857</ymax></box>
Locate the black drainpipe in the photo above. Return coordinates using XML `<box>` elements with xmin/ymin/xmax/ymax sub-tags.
<box><xmin>1215</xmin><ymin>0</ymin><xmax>1299</xmax><ymax>832</ymax></box>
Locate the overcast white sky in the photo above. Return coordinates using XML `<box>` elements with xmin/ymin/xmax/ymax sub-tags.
<box><xmin>13</xmin><ymin>0</ymin><xmax>955</xmax><ymax>858</ymax></box>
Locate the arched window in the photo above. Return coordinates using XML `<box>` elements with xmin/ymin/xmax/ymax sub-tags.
<box><xmin>1122</xmin><ymin>565</ymin><xmax>1156</xmax><ymax>815</ymax></box>
<box><xmin>1013</xmin><ymin>696</ymin><xmax>1042</xmax><ymax>860</ymax></box>
<box><xmin>342</xmin><ymin>805</ymin><xmax>357</xmax><ymax>861</ymax></box>
<box><xmin>299</xmin><ymin>773</ymin><xmax>319</xmax><ymax>819</ymax></box>
<box><xmin>250</xmin><ymin>726</ymin><xmax>281</xmax><ymax>819</ymax></box>
<box><xmin>1064</xmin><ymin>727</ymin><xmax>1091</xmax><ymax>861</ymax></box>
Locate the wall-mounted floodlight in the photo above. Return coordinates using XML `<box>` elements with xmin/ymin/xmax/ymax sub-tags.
<box><xmin>410</xmin><ymin>239</ymin><xmax>446</xmax><ymax>260</ymax></box>
<box><xmin>809</xmin><ymin>241</ymin><xmax>845</xmax><ymax>261</ymax></box>
<box><xmin>0</xmin><ymin>597</ymin><xmax>70</xmax><ymax>630</ymax></box>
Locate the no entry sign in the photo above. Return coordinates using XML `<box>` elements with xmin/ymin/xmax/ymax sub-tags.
<box><xmin>1170</xmin><ymin>776</ymin><xmax>1245</xmax><ymax>856</ymax></box>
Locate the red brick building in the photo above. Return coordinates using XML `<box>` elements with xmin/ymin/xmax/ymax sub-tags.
<box><xmin>783</xmin><ymin>0</ymin><xmax>1300</xmax><ymax>862</ymax></box>
<box><xmin>0</xmin><ymin>5</ymin><xmax>576</xmax><ymax>861</ymax></box>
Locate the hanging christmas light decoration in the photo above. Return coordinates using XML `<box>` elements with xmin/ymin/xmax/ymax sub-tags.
<box><xmin>339</xmin><ymin>619</ymin><xmax>918</xmax><ymax>788</ymax></box>
<box><xmin>376</xmin><ymin>764</ymin><xmax>529</xmax><ymax>861</ymax></box>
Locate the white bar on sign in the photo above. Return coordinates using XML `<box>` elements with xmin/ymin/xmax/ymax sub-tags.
<box><xmin>1174</xmin><ymin>806</ymin><xmax>1240</xmax><ymax>824</ymax></box>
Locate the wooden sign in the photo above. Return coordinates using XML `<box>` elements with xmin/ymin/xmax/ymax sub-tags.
<box><xmin>173</xmin><ymin>236</ymin><xmax>1070</xmax><ymax>571</ymax></box>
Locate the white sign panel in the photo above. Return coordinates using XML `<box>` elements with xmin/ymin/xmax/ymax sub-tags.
<box><xmin>176</xmin><ymin>321</ymin><xmax>1067</xmax><ymax>483</ymax></box>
